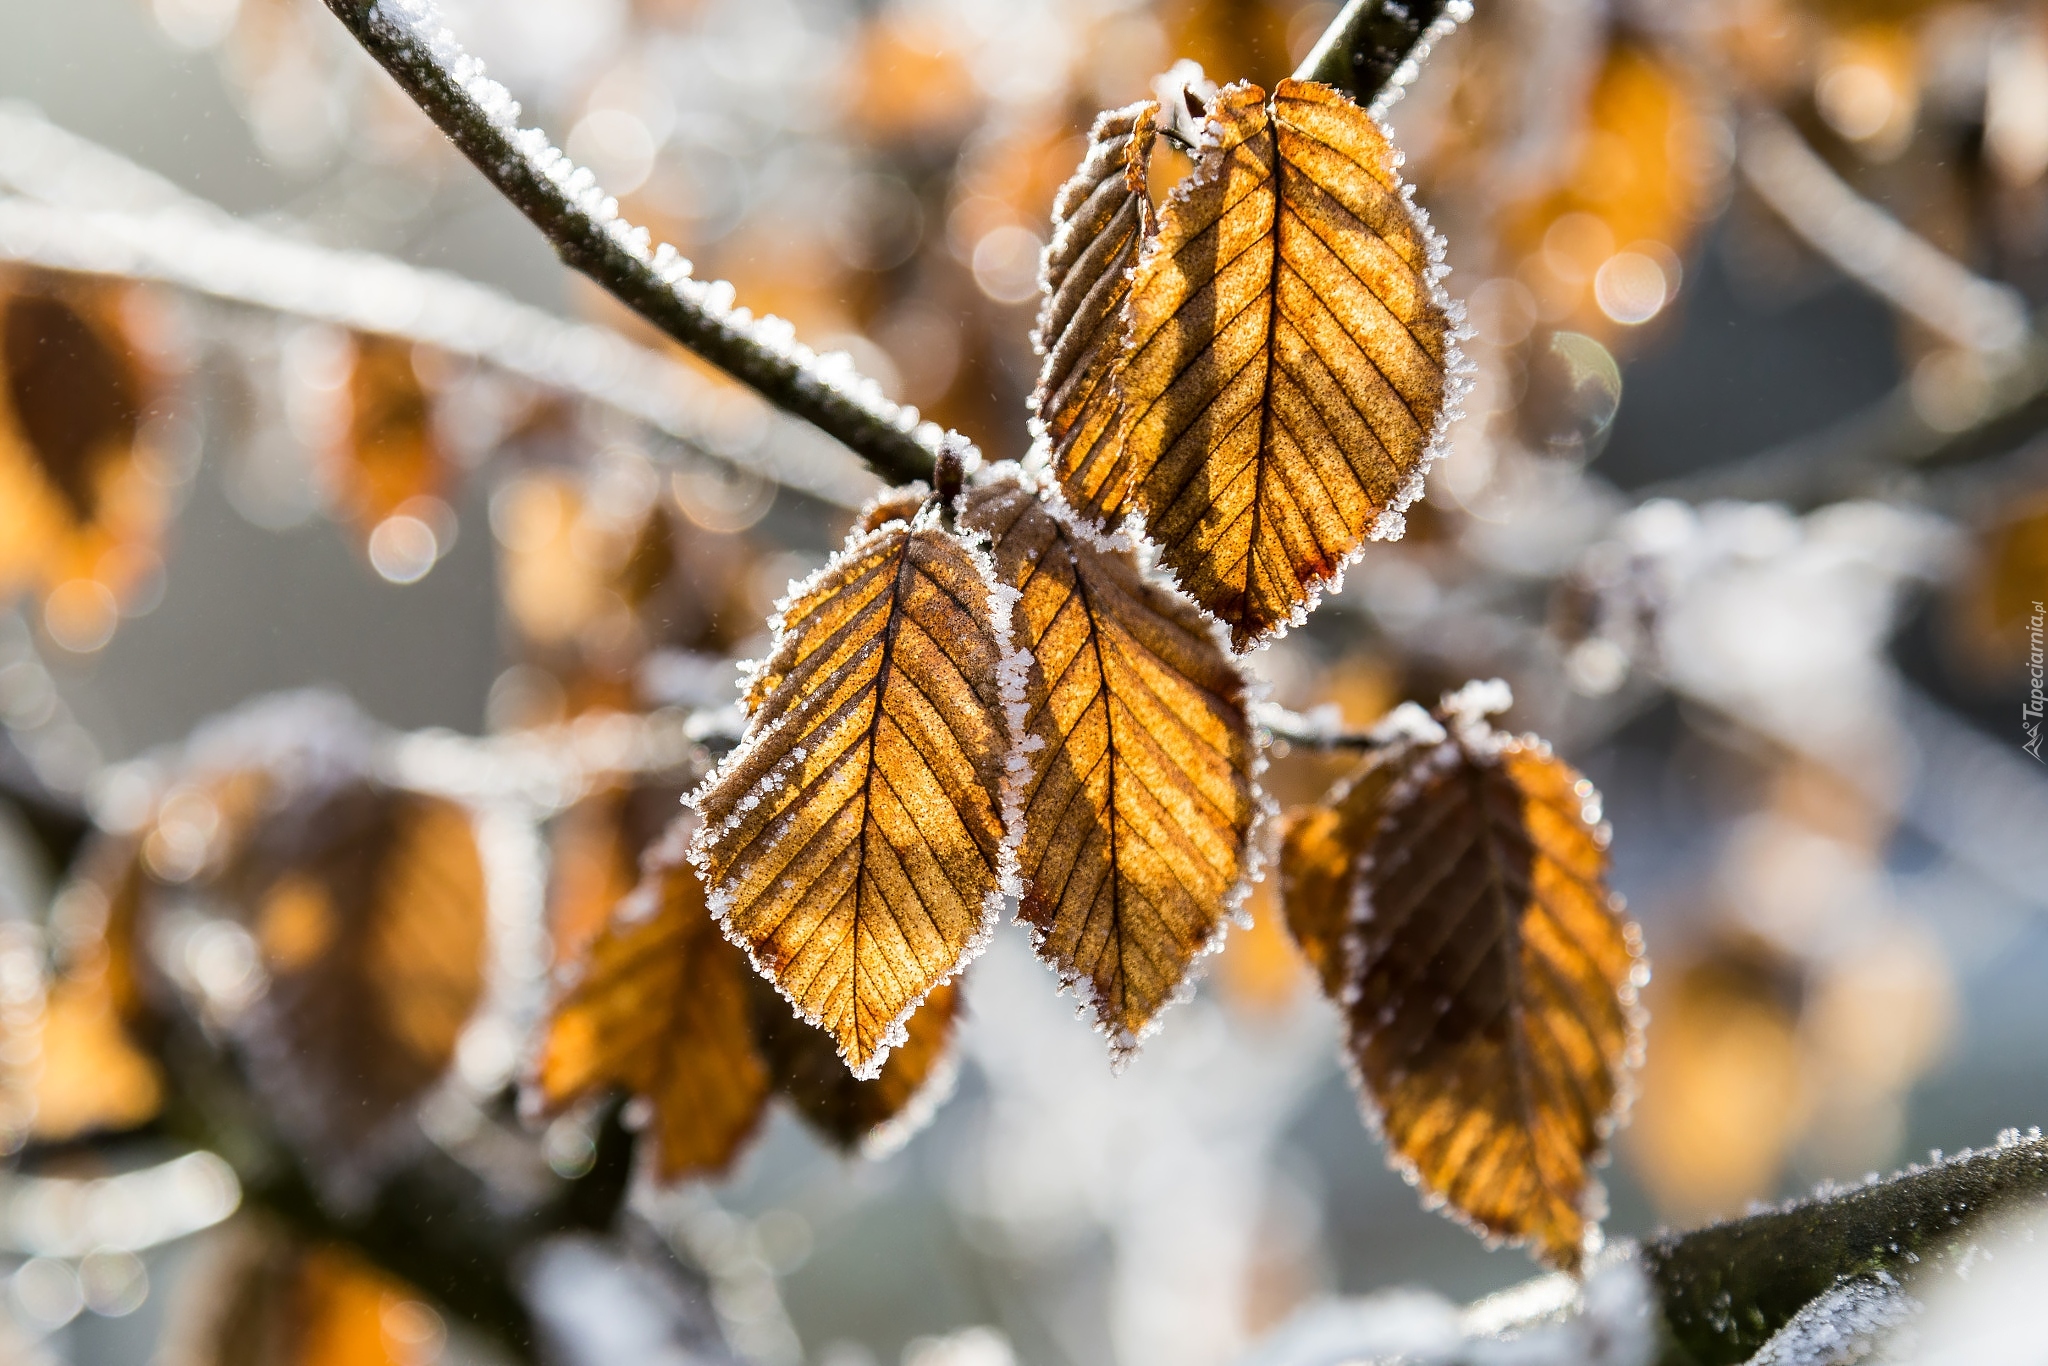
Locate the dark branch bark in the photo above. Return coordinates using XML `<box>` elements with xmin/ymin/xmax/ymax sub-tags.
<box><xmin>145</xmin><ymin>998</ymin><xmax>640</xmax><ymax>1362</ymax></box>
<box><xmin>1296</xmin><ymin>0</ymin><xmax>1463</xmax><ymax>107</ymax></box>
<box><xmin>319</xmin><ymin>0</ymin><xmax>937</xmax><ymax>488</ymax></box>
<box><xmin>1642</xmin><ymin>1133</ymin><xmax>2048</xmax><ymax>1363</ymax></box>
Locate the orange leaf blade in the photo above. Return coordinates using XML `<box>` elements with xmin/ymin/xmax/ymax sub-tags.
<box><xmin>964</xmin><ymin>471</ymin><xmax>1257</xmax><ymax>1052</ymax></box>
<box><xmin>691</xmin><ymin>510</ymin><xmax>1021</xmax><ymax>1078</ymax></box>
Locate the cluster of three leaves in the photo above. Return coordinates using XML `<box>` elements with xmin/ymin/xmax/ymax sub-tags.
<box><xmin>538</xmin><ymin>469</ymin><xmax>1260</xmax><ymax>1179</ymax></box>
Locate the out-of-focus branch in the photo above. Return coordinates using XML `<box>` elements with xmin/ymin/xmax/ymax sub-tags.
<box><xmin>1739</xmin><ymin>110</ymin><xmax>2032</xmax><ymax>357</ymax></box>
<box><xmin>1296</xmin><ymin>0</ymin><xmax>1471</xmax><ymax>112</ymax></box>
<box><xmin>319</xmin><ymin>0</ymin><xmax>949</xmax><ymax>489</ymax></box>
<box><xmin>144</xmin><ymin>987</ymin><xmax>639</xmax><ymax>1364</ymax></box>
<box><xmin>1253</xmin><ymin>702</ymin><xmax>1395</xmax><ymax>752</ymax></box>
<box><xmin>1641</xmin><ymin>344</ymin><xmax>2048</xmax><ymax>509</ymax></box>
<box><xmin>0</xmin><ymin>189</ymin><xmax>874</xmax><ymax>510</ymax></box>
<box><xmin>1641</xmin><ymin>1131</ymin><xmax>2048</xmax><ymax>1363</ymax></box>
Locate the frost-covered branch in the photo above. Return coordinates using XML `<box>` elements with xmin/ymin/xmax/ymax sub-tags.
<box><xmin>1296</xmin><ymin>0</ymin><xmax>1472</xmax><ymax>113</ymax></box>
<box><xmin>1253</xmin><ymin>701</ymin><xmax>1396</xmax><ymax>752</ymax></box>
<box><xmin>319</xmin><ymin>0</ymin><xmax>954</xmax><ymax>489</ymax></box>
<box><xmin>1644</xmin><ymin>339</ymin><xmax>2048</xmax><ymax>509</ymax></box>
<box><xmin>1739</xmin><ymin>110</ymin><xmax>2032</xmax><ymax>357</ymax></box>
<box><xmin>0</xmin><ymin>178</ymin><xmax>874</xmax><ymax>508</ymax></box>
<box><xmin>1642</xmin><ymin>1130</ymin><xmax>2048</xmax><ymax>1363</ymax></box>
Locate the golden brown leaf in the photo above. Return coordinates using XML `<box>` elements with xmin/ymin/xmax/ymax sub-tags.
<box><xmin>1276</xmin><ymin>745</ymin><xmax>1407</xmax><ymax>999</ymax></box>
<box><xmin>160</xmin><ymin>1217</ymin><xmax>444</xmax><ymax>1366</ymax></box>
<box><xmin>1497</xmin><ymin>42</ymin><xmax>1717</xmax><ymax>345</ymax></box>
<box><xmin>1280</xmin><ymin>696</ymin><xmax>1642</xmax><ymax>1271</ymax></box>
<box><xmin>1955</xmin><ymin>486</ymin><xmax>2048</xmax><ymax>675</ymax></box>
<box><xmin>223</xmin><ymin>783</ymin><xmax>488</xmax><ymax>1172</ymax></box>
<box><xmin>544</xmin><ymin>778</ymin><xmax>690</xmax><ymax>974</ymax></box>
<box><xmin>32</xmin><ymin>840</ymin><xmax>164</xmax><ymax>1140</ymax></box>
<box><xmin>691</xmin><ymin>509</ymin><xmax>1020</xmax><ymax>1078</ymax></box>
<box><xmin>962</xmin><ymin>473</ymin><xmax>1256</xmax><ymax>1050</ymax></box>
<box><xmin>1060</xmin><ymin>80</ymin><xmax>1457</xmax><ymax>649</ymax></box>
<box><xmin>0</xmin><ymin>271</ymin><xmax>172</xmax><ymax>628</ymax></box>
<box><xmin>1031</xmin><ymin>101</ymin><xmax>1157</xmax><ymax>508</ymax></box>
<box><xmin>1624</xmin><ymin>935</ymin><xmax>1806</xmax><ymax>1224</ymax></box>
<box><xmin>534</xmin><ymin>821</ymin><xmax>772</xmax><ymax>1180</ymax></box>
<box><xmin>753</xmin><ymin>975</ymin><xmax>961</xmax><ymax>1151</ymax></box>
<box><xmin>330</xmin><ymin>334</ymin><xmax>442</xmax><ymax>532</ymax></box>
<box><xmin>536</xmin><ymin>818</ymin><xmax>965</xmax><ymax>1174</ymax></box>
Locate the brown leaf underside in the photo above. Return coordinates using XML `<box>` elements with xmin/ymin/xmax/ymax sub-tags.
<box><xmin>536</xmin><ymin>836</ymin><xmax>961</xmax><ymax>1177</ymax></box>
<box><xmin>1281</xmin><ymin>730</ymin><xmax>1637</xmax><ymax>1271</ymax></box>
<box><xmin>1058</xmin><ymin>79</ymin><xmax>1454</xmax><ymax>649</ymax></box>
<box><xmin>1031</xmin><ymin>100</ymin><xmax>1157</xmax><ymax>504</ymax></box>
<box><xmin>692</xmin><ymin>517</ymin><xmax>1011</xmax><ymax>1077</ymax></box>
<box><xmin>233</xmin><ymin>784</ymin><xmax>489</xmax><ymax>1164</ymax></box>
<box><xmin>964</xmin><ymin>474</ymin><xmax>1254</xmax><ymax>1049</ymax></box>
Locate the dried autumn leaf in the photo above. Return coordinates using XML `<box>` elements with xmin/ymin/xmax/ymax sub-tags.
<box><xmin>544</xmin><ymin>778</ymin><xmax>691</xmax><ymax>973</ymax></box>
<box><xmin>692</xmin><ymin>504</ymin><xmax>1021</xmax><ymax>1077</ymax></box>
<box><xmin>160</xmin><ymin>1216</ymin><xmax>443</xmax><ymax>1366</ymax></box>
<box><xmin>1624</xmin><ymin>935</ymin><xmax>1806</xmax><ymax>1224</ymax></box>
<box><xmin>1031</xmin><ymin>101</ymin><xmax>1156</xmax><ymax>507</ymax></box>
<box><xmin>962</xmin><ymin>473</ymin><xmax>1256</xmax><ymax>1050</ymax></box>
<box><xmin>536</xmin><ymin>821</ymin><xmax>966</xmax><ymax>1174</ymax></box>
<box><xmin>223</xmin><ymin>782</ymin><xmax>488</xmax><ymax>1176</ymax></box>
<box><xmin>534</xmin><ymin>823</ymin><xmax>772</xmax><ymax>1180</ymax></box>
<box><xmin>1498</xmin><ymin>41</ymin><xmax>1716</xmax><ymax>345</ymax></box>
<box><xmin>1280</xmin><ymin>692</ymin><xmax>1642</xmax><ymax>1271</ymax></box>
<box><xmin>33</xmin><ymin>840</ymin><xmax>164</xmax><ymax>1140</ymax></box>
<box><xmin>0</xmin><ymin>271</ymin><xmax>171</xmax><ymax>623</ymax></box>
<box><xmin>752</xmin><ymin>974</ymin><xmax>961</xmax><ymax>1151</ymax></box>
<box><xmin>331</xmin><ymin>333</ymin><xmax>442</xmax><ymax>532</ymax></box>
<box><xmin>1060</xmin><ymin>80</ymin><xmax>1458</xmax><ymax>649</ymax></box>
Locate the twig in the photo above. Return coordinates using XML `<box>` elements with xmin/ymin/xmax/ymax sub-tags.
<box><xmin>0</xmin><ymin>194</ymin><xmax>875</xmax><ymax>510</ymax></box>
<box><xmin>319</xmin><ymin>0</ymin><xmax>951</xmax><ymax>489</ymax></box>
<box><xmin>1296</xmin><ymin>0</ymin><xmax>1472</xmax><ymax>113</ymax></box>
<box><xmin>1252</xmin><ymin>702</ymin><xmax>1393</xmax><ymax>752</ymax></box>
<box><xmin>1641</xmin><ymin>1130</ymin><xmax>2048</xmax><ymax>1363</ymax></box>
<box><xmin>1641</xmin><ymin>339</ymin><xmax>2048</xmax><ymax>509</ymax></box>
<box><xmin>1739</xmin><ymin>109</ymin><xmax>2032</xmax><ymax>357</ymax></box>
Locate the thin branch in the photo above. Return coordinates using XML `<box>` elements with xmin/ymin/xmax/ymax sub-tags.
<box><xmin>1640</xmin><ymin>340</ymin><xmax>2048</xmax><ymax>509</ymax></box>
<box><xmin>1296</xmin><ymin>0</ymin><xmax>1472</xmax><ymax>113</ymax></box>
<box><xmin>1739</xmin><ymin>109</ymin><xmax>2032</xmax><ymax>357</ymax></box>
<box><xmin>319</xmin><ymin>0</ymin><xmax>951</xmax><ymax>489</ymax></box>
<box><xmin>1252</xmin><ymin>701</ymin><xmax>1393</xmax><ymax>752</ymax></box>
<box><xmin>0</xmin><ymin>191</ymin><xmax>875</xmax><ymax>510</ymax></box>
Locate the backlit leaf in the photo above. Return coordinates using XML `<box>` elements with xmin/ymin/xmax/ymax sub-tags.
<box><xmin>544</xmin><ymin>778</ymin><xmax>692</xmax><ymax>973</ymax></box>
<box><xmin>690</xmin><ymin>503</ymin><xmax>1022</xmax><ymax>1077</ymax></box>
<box><xmin>962</xmin><ymin>472</ymin><xmax>1256</xmax><ymax>1051</ymax></box>
<box><xmin>330</xmin><ymin>333</ymin><xmax>442</xmax><ymax>533</ymax></box>
<box><xmin>534</xmin><ymin>821</ymin><xmax>772</xmax><ymax>1179</ymax></box>
<box><xmin>1059</xmin><ymin>80</ymin><xmax>1458</xmax><ymax>649</ymax></box>
<box><xmin>1624</xmin><ymin>935</ymin><xmax>1806</xmax><ymax>1224</ymax></box>
<box><xmin>1031</xmin><ymin>101</ymin><xmax>1157</xmax><ymax>513</ymax></box>
<box><xmin>222</xmin><ymin>782</ymin><xmax>489</xmax><ymax>1177</ymax></box>
<box><xmin>0</xmin><ymin>271</ymin><xmax>172</xmax><ymax>627</ymax></box>
<box><xmin>1280</xmin><ymin>694</ymin><xmax>1642</xmax><ymax>1271</ymax></box>
<box><xmin>753</xmin><ymin>974</ymin><xmax>961</xmax><ymax>1152</ymax></box>
<box><xmin>33</xmin><ymin>841</ymin><xmax>164</xmax><ymax>1140</ymax></box>
<box><xmin>161</xmin><ymin>1216</ymin><xmax>444</xmax><ymax>1366</ymax></box>
<box><xmin>536</xmin><ymin>818</ymin><xmax>967</xmax><ymax>1174</ymax></box>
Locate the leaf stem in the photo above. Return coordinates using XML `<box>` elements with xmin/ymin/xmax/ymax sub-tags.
<box><xmin>320</xmin><ymin>0</ymin><xmax>944</xmax><ymax>488</ymax></box>
<box><xmin>1295</xmin><ymin>0</ymin><xmax>1470</xmax><ymax>110</ymax></box>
